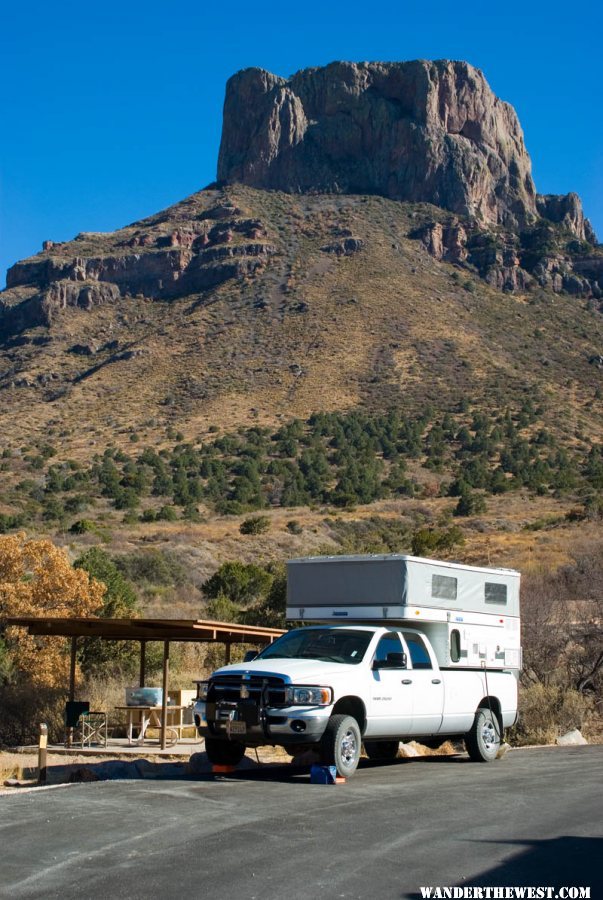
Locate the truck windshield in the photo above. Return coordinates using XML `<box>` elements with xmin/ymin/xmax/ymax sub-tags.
<box><xmin>256</xmin><ymin>628</ymin><xmax>373</xmax><ymax>664</ymax></box>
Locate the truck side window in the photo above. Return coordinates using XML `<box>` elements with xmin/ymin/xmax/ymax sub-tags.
<box><xmin>450</xmin><ymin>629</ymin><xmax>461</xmax><ymax>663</ymax></box>
<box><xmin>373</xmin><ymin>632</ymin><xmax>403</xmax><ymax>665</ymax></box>
<box><xmin>404</xmin><ymin>633</ymin><xmax>432</xmax><ymax>669</ymax></box>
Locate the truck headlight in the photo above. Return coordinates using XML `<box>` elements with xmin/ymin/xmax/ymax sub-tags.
<box><xmin>195</xmin><ymin>681</ymin><xmax>209</xmax><ymax>701</ymax></box>
<box><xmin>285</xmin><ymin>686</ymin><xmax>333</xmax><ymax>706</ymax></box>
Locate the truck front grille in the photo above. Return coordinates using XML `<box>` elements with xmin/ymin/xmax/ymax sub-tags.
<box><xmin>209</xmin><ymin>674</ymin><xmax>287</xmax><ymax>707</ymax></box>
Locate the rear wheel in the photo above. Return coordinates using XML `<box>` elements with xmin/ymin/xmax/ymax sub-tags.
<box><xmin>320</xmin><ymin>714</ymin><xmax>361</xmax><ymax>777</ymax></box>
<box><xmin>465</xmin><ymin>706</ymin><xmax>501</xmax><ymax>762</ymax></box>
<box><xmin>204</xmin><ymin>737</ymin><xmax>246</xmax><ymax>766</ymax></box>
<box><xmin>363</xmin><ymin>740</ymin><xmax>400</xmax><ymax>761</ymax></box>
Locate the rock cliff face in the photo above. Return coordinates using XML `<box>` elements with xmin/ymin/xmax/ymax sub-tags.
<box><xmin>219</xmin><ymin>61</ymin><xmax>530</xmax><ymax>229</ymax></box>
<box><xmin>1</xmin><ymin>200</ymin><xmax>276</xmax><ymax>333</ymax></box>
<box><xmin>218</xmin><ymin>60</ymin><xmax>595</xmax><ymax>242</ymax></box>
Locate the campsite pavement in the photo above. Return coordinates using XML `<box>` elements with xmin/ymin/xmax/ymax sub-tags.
<box><xmin>1</xmin><ymin>746</ymin><xmax>602</xmax><ymax>899</ymax></box>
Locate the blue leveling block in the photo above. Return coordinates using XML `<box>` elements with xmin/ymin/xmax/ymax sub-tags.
<box><xmin>310</xmin><ymin>764</ymin><xmax>337</xmax><ymax>784</ymax></box>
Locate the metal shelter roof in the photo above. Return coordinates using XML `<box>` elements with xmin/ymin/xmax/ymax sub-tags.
<box><xmin>3</xmin><ymin>616</ymin><xmax>286</xmax><ymax>643</ymax></box>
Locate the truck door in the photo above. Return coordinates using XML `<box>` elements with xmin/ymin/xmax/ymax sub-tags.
<box><xmin>401</xmin><ymin>632</ymin><xmax>444</xmax><ymax>735</ymax></box>
<box><xmin>366</xmin><ymin>631</ymin><xmax>414</xmax><ymax>738</ymax></box>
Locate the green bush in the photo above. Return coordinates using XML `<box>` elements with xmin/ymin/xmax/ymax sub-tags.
<box><xmin>116</xmin><ymin>549</ymin><xmax>188</xmax><ymax>587</ymax></box>
<box><xmin>453</xmin><ymin>489</ymin><xmax>487</xmax><ymax>517</ymax></box>
<box><xmin>240</xmin><ymin>515</ymin><xmax>270</xmax><ymax>535</ymax></box>
<box><xmin>411</xmin><ymin>526</ymin><xmax>464</xmax><ymax>557</ymax></box>
<box><xmin>69</xmin><ymin>519</ymin><xmax>97</xmax><ymax>535</ymax></box>
<box><xmin>203</xmin><ymin>562</ymin><xmax>272</xmax><ymax>605</ymax></box>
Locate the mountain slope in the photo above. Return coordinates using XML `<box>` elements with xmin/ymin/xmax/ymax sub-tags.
<box><xmin>1</xmin><ymin>183</ymin><xmax>602</xmax><ymax>454</ymax></box>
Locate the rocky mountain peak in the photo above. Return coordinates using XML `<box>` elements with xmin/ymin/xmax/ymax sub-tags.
<box><xmin>218</xmin><ymin>59</ymin><xmax>593</xmax><ymax>240</ymax></box>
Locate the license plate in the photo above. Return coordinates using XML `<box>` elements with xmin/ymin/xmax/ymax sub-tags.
<box><xmin>227</xmin><ymin>720</ymin><xmax>246</xmax><ymax>736</ymax></box>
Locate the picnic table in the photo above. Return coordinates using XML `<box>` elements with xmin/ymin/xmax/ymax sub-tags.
<box><xmin>114</xmin><ymin>705</ymin><xmax>189</xmax><ymax>746</ymax></box>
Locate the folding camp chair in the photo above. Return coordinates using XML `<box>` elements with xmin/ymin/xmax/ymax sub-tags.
<box><xmin>64</xmin><ymin>701</ymin><xmax>108</xmax><ymax>748</ymax></box>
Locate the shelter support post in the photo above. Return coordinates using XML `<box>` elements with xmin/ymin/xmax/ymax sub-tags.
<box><xmin>69</xmin><ymin>636</ymin><xmax>77</xmax><ymax>701</ymax></box>
<box><xmin>161</xmin><ymin>641</ymin><xmax>169</xmax><ymax>750</ymax></box>
<box><xmin>225</xmin><ymin>642</ymin><xmax>231</xmax><ymax>664</ymax></box>
<box><xmin>66</xmin><ymin>636</ymin><xmax>77</xmax><ymax>746</ymax></box>
<box><xmin>139</xmin><ymin>640</ymin><xmax>147</xmax><ymax>687</ymax></box>
<box><xmin>38</xmin><ymin>723</ymin><xmax>48</xmax><ymax>784</ymax></box>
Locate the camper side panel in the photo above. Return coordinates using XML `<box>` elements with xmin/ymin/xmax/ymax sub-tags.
<box><xmin>287</xmin><ymin>558</ymin><xmax>407</xmax><ymax>616</ymax></box>
<box><xmin>406</xmin><ymin>559</ymin><xmax>519</xmax><ymax>617</ymax></box>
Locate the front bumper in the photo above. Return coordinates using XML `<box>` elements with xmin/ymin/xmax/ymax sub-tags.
<box><xmin>193</xmin><ymin>699</ymin><xmax>331</xmax><ymax>746</ymax></box>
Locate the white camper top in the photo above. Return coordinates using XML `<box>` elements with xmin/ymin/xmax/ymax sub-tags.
<box><xmin>286</xmin><ymin>554</ymin><xmax>520</xmax><ymax>622</ymax></box>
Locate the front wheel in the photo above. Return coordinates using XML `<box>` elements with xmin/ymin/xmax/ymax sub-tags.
<box><xmin>204</xmin><ymin>737</ymin><xmax>246</xmax><ymax>766</ymax></box>
<box><xmin>465</xmin><ymin>706</ymin><xmax>501</xmax><ymax>762</ymax></box>
<box><xmin>320</xmin><ymin>714</ymin><xmax>361</xmax><ymax>777</ymax></box>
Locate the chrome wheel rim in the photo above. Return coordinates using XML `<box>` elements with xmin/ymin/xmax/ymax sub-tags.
<box><xmin>340</xmin><ymin>729</ymin><xmax>357</xmax><ymax>766</ymax></box>
<box><xmin>481</xmin><ymin>719</ymin><xmax>497</xmax><ymax>749</ymax></box>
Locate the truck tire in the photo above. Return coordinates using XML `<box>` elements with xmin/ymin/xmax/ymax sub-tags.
<box><xmin>465</xmin><ymin>706</ymin><xmax>501</xmax><ymax>762</ymax></box>
<box><xmin>363</xmin><ymin>740</ymin><xmax>400</xmax><ymax>761</ymax></box>
<box><xmin>320</xmin><ymin>714</ymin><xmax>361</xmax><ymax>777</ymax></box>
<box><xmin>204</xmin><ymin>737</ymin><xmax>246</xmax><ymax>766</ymax></box>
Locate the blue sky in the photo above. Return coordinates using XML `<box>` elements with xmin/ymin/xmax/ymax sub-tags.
<box><xmin>1</xmin><ymin>0</ymin><xmax>601</xmax><ymax>286</ymax></box>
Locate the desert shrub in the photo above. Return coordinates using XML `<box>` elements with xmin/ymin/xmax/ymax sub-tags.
<box><xmin>328</xmin><ymin>516</ymin><xmax>411</xmax><ymax>554</ymax></box>
<box><xmin>508</xmin><ymin>684</ymin><xmax>591</xmax><ymax>746</ymax></box>
<box><xmin>240</xmin><ymin>515</ymin><xmax>270</xmax><ymax>535</ymax></box>
<box><xmin>156</xmin><ymin>505</ymin><xmax>178</xmax><ymax>521</ymax></box>
<box><xmin>116</xmin><ymin>548</ymin><xmax>187</xmax><ymax>588</ymax></box>
<box><xmin>202</xmin><ymin>562</ymin><xmax>272</xmax><ymax>605</ymax></box>
<box><xmin>286</xmin><ymin>520</ymin><xmax>303</xmax><ymax>535</ymax></box>
<box><xmin>205</xmin><ymin>594</ymin><xmax>241</xmax><ymax>623</ymax></box>
<box><xmin>69</xmin><ymin>519</ymin><xmax>97</xmax><ymax>535</ymax></box>
<box><xmin>183</xmin><ymin>504</ymin><xmax>202</xmax><ymax>522</ymax></box>
<box><xmin>0</xmin><ymin>513</ymin><xmax>26</xmax><ymax>534</ymax></box>
<box><xmin>0</xmin><ymin>684</ymin><xmax>66</xmax><ymax>747</ymax></box>
<box><xmin>453</xmin><ymin>489</ymin><xmax>486</xmax><ymax>517</ymax></box>
<box><xmin>241</xmin><ymin>563</ymin><xmax>287</xmax><ymax>629</ymax></box>
<box><xmin>411</xmin><ymin>526</ymin><xmax>464</xmax><ymax>557</ymax></box>
<box><xmin>201</xmin><ymin>560</ymin><xmax>285</xmax><ymax>628</ymax></box>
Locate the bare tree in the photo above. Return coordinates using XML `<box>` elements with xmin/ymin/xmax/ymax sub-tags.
<box><xmin>520</xmin><ymin>548</ymin><xmax>603</xmax><ymax>698</ymax></box>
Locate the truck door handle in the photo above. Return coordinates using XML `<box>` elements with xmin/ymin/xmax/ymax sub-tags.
<box><xmin>432</xmin><ymin>679</ymin><xmax>441</xmax><ymax>684</ymax></box>
<box><xmin>401</xmin><ymin>679</ymin><xmax>412</xmax><ymax>685</ymax></box>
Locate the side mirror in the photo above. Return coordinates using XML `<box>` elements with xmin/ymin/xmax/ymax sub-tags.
<box><xmin>243</xmin><ymin>650</ymin><xmax>258</xmax><ymax>662</ymax></box>
<box><xmin>372</xmin><ymin>651</ymin><xmax>407</xmax><ymax>670</ymax></box>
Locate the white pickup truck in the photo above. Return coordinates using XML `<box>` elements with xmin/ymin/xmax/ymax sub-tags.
<box><xmin>193</xmin><ymin>555</ymin><xmax>520</xmax><ymax>777</ymax></box>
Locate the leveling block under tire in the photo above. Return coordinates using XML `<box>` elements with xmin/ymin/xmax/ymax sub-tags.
<box><xmin>205</xmin><ymin>737</ymin><xmax>246</xmax><ymax>767</ymax></box>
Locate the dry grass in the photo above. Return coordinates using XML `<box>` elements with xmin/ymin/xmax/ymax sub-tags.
<box><xmin>508</xmin><ymin>684</ymin><xmax>598</xmax><ymax>747</ymax></box>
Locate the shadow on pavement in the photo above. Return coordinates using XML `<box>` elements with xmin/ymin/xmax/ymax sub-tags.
<box><xmin>404</xmin><ymin>836</ymin><xmax>603</xmax><ymax>898</ymax></box>
<box><xmin>36</xmin><ymin>747</ymin><xmax>470</xmax><ymax>786</ymax></box>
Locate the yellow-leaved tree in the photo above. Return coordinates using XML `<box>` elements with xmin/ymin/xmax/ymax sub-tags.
<box><xmin>0</xmin><ymin>533</ymin><xmax>105</xmax><ymax>688</ymax></box>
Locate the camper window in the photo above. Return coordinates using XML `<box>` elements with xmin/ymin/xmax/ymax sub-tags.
<box><xmin>432</xmin><ymin>574</ymin><xmax>457</xmax><ymax>601</ymax></box>
<box><xmin>485</xmin><ymin>582</ymin><xmax>507</xmax><ymax>604</ymax></box>
<box><xmin>450</xmin><ymin>629</ymin><xmax>461</xmax><ymax>663</ymax></box>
